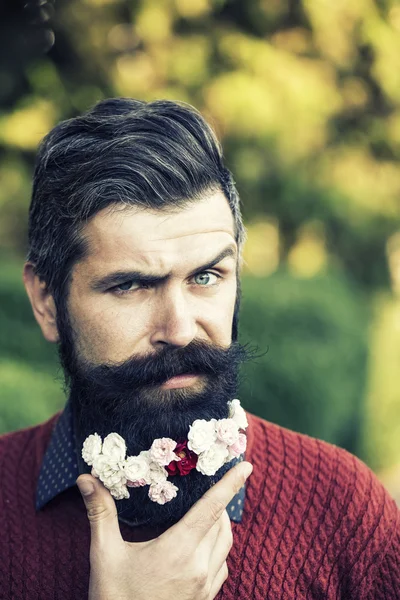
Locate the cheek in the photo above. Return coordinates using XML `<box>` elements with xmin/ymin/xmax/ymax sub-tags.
<box><xmin>68</xmin><ymin>298</ymin><xmax>145</xmax><ymax>364</ymax></box>
<box><xmin>200</xmin><ymin>281</ymin><xmax>237</xmax><ymax>345</ymax></box>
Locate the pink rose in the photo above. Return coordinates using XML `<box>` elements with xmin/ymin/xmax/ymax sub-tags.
<box><xmin>227</xmin><ymin>433</ymin><xmax>247</xmax><ymax>459</ymax></box>
<box><xmin>149</xmin><ymin>438</ymin><xmax>179</xmax><ymax>466</ymax></box>
<box><xmin>148</xmin><ymin>480</ymin><xmax>179</xmax><ymax>505</ymax></box>
<box><xmin>216</xmin><ymin>419</ymin><xmax>239</xmax><ymax>445</ymax></box>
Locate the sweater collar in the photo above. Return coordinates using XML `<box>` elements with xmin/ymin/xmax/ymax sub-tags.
<box><xmin>36</xmin><ymin>400</ymin><xmax>246</xmax><ymax>523</ymax></box>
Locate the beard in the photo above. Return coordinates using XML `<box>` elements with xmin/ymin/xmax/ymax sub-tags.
<box><xmin>61</xmin><ymin>330</ymin><xmax>249</xmax><ymax>527</ymax></box>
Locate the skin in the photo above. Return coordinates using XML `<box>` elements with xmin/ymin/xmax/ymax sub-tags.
<box><xmin>23</xmin><ymin>189</ymin><xmax>252</xmax><ymax>599</ymax></box>
<box><xmin>24</xmin><ymin>190</ymin><xmax>238</xmax><ymax>368</ymax></box>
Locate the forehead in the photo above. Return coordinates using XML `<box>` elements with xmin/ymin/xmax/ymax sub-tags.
<box><xmin>79</xmin><ymin>190</ymin><xmax>236</xmax><ymax>273</ymax></box>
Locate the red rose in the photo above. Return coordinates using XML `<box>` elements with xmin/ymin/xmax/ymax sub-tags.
<box><xmin>166</xmin><ymin>441</ymin><xmax>198</xmax><ymax>476</ymax></box>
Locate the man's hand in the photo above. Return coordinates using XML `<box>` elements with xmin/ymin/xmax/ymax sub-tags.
<box><xmin>77</xmin><ymin>461</ymin><xmax>252</xmax><ymax>600</ymax></box>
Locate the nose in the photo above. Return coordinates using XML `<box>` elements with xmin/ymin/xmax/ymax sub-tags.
<box><xmin>150</xmin><ymin>287</ymin><xmax>197</xmax><ymax>349</ymax></box>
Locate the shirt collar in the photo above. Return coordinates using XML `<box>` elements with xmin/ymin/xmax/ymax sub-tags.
<box><xmin>36</xmin><ymin>401</ymin><xmax>246</xmax><ymax>522</ymax></box>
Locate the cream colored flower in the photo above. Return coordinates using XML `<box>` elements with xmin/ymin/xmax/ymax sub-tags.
<box><xmin>215</xmin><ymin>419</ymin><xmax>240</xmax><ymax>445</ymax></box>
<box><xmin>149</xmin><ymin>438</ymin><xmax>179</xmax><ymax>466</ymax></box>
<box><xmin>227</xmin><ymin>432</ymin><xmax>247</xmax><ymax>459</ymax></box>
<box><xmin>92</xmin><ymin>454</ymin><xmax>127</xmax><ymax>489</ymax></box>
<box><xmin>148</xmin><ymin>481</ymin><xmax>178</xmax><ymax>505</ymax></box>
<box><xmin>227</xmin><ymin>399</ymin><xmax>248</xmax><ymax>430</ymax></box>
<box><xmin>109</xmin><ymin>484</ymin><xmax>130</xmax><ymax>500</ymax></box>
<box><xmin>187</xmin><ymin>419</ymin><xmax>217</xmax><ymax>454</ymax></box>
<box><xmin>137</xmin><ymin>451</ymin><xmax>169</xmax><ymax>484</ymax></box>
<box><xmin>123</xmin><ymin>454</ymin><xmax>151</xmax><ymax>485</ymax></box>
<box><xmin>82</xmin><ymin>433</ymin><xmax>102</xmax><ymax>466</ymax></box>
<box><xmin>196</xmin><ymin>442</ymin><xmax>229</xmax><ymax>476</ymax></box>
<box><xmin>148</xmin><ymin>460</ymin><xmax>168</xmax><ymax>484</ymax></box>
<box><xmin>102</xmin><ymin>432</ymin><xmax>127</xmax><ymax>462</ymax></box>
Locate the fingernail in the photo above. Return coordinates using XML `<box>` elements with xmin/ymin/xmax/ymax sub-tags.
<box><xmin>77</xmin><ymin>479</ymin><xmax>94</xmax><ymax>497</ymax></box>
<box><xmin>242</xmin><ymin>462</ymin><xmax>253</xmax><ymax>479</ymax></box>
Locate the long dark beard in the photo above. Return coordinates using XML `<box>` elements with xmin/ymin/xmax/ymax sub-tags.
<box><xmin>68</xmin><ymin>339</ymin><xmax>249</xmax><ymax>527</ymax></box>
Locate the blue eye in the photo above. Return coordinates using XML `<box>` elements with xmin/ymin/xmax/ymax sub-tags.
<box><xmin>115</xmin><ymin>281</ymin><xmax>141</xmax><ymax>293</ymax></box>
<box><xmin>194</xmin><ymin>272</ymin><xmax>219</xmax><ymax>286</ymax></box>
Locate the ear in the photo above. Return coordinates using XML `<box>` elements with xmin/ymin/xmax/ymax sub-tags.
<box><xmin>23</xmin><ymin>263</ymin><xmax>60</xmax><ymax>343</ymax></box>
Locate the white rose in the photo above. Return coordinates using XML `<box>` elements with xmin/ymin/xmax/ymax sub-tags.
<box><xmin>147</xmin><ymin>452</ymin><xmax>168</xmax><ymax>484</ymax></box>
<box><xmin>102</xmin><ymin>432</ymin><xmax>127</xmax><ymax>462</ymax></box>
<box><xmin>196</xmin><ymin>442</ymin><xmax>229</xmax><ymax>476</ymax></box>
<box><xmin>82</xmin><ymin>433</ymin><xmax>102</xmax><ymax>466</ymax></box>
<box><xmin>123</xmin><ymin>454</ymin><xmax>151</xmax><ymax>485</ymax></box>
<box><xmin>149</xmin><ymin>437</ymin><xmax>178</xmax><ymax>466</ymax></box>
<box><xmin>92</xmin><ymin>454</ymin><xmax>127</xmax><ymax>488</ymax></box>
<box><xmin>227</xmin><ymin>399</ymin><xmax>248</xmax><ymax>430</ymax></box>
<box><xmin>148</xmin><ymin>480</ymin><xmax>178</xmax><ymax>505</ymax></box>
<box><xmin>109</xmin><ymin>484</ymin><xmax>130</xmax><ymax>500</ymax></box>
<box><xmin>187</xmin><ymin>419</ymin><xmax>217</xmax><ymax>454</ymax></box>
<box><xmin>215</xmin><ymin>419</ymin><xmax>240</xmax><ymax>445</ymax></box>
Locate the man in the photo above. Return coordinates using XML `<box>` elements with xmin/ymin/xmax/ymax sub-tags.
<box><xmin>0</xmin><ymin>98</ymin><xmax>398</xmax><ymax>600</ymax></box>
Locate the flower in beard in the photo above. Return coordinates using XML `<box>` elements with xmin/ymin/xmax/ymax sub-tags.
<box><xmin>124</xmin><ymin>452</ymin><xmax>151</xmax><ymax>486</ymax></box>
<box><xmin>102</xmin><ymin>432</ymin><xmax>127</xmax><ymax>462</ymax></box>
<box><xmin>216</xmin><ymin>419</ymin><xmax>240</xmax><ymax>446</ymax></box>
<box><xmin>81</xmin><ymin>433</ymin><xmax>102</xmax><ymax>466</ymax></box>
<box><xmin>149</xmin><ymin>438</ymin><xmax>179</xmax><ymax>467</ymax></box>
<box><xmin>91</xmin><ymin>453</ymin><xmax>128</xmax><ymax>496</ymax></box>
<box><xmin>139</xmin><ymin>451</ymin><xmax>169</xmax><ymax>484</ymax></box>
<box><xmin>166</xmin><ymin>441</ymin><xmax>198</xmax><ymax>476</ymax></box>
<box><xmin>187</xmin><ymin>419</ymin><xmax>217</xmax><ymax>454</ymax></box>
<box><xmin>196</xmin><ymin>441</ymin><xmax>229</xmax><ymax>476</ymax></box>
<box><xmin>109</xmin><ymin>484</ymin><xmax>130</xmax><ymax>500</ymax></box>
<box><xmin>227</xmin><ymin>432</ymin><xmax>247</xmax><ymax>459</ymax></box>
<box><xmin>227</xmin><ymin>399</ymin><xmax>248</xmax><ymax>430</ymax></box>
<box><xmin>148</xmin><ymin>480</ymin><xmax>178</xmax><ymax>505</ymax></box>
<box><xmin>89</xmin><ymin>432</ymin><xmax>128</xmax><ymax>495</ymax></box>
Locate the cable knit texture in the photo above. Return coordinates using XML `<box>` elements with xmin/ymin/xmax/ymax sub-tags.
<box><xmin>0</xmin><ymin>412</ymin><xmax>398</xmax><ymax>599</ymax></box>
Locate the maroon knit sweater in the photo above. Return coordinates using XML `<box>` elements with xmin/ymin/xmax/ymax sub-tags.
<box><xmin>0</xmin><ymin>412</ymin><xmax>399</xmax><ymax>600</ymax></box>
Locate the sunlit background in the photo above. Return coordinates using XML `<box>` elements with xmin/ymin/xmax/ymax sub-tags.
<box><xmin>0</xmin><ymin>0</ymin><xmax>399</xmax><ymax>501</ymax></box>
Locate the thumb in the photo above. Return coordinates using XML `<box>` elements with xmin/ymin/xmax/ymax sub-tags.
<box><xmin>76</xmin><ymin>474</ymin><xmax>123</xmax><ymax>549</ymax></box>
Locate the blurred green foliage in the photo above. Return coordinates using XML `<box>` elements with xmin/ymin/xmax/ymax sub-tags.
<box><xmin>0</xmin><ymin>258</ymin><xmax>64</xmax><ymax>432</ymax></box>
<box><xmin>0</xmin><ymin>0</ymin><xmax>400</xmax><ymax>475</ymax></box>
<box><xmin>239</xmin><ymin>270</ymin><xmax>369</xmax><ymax>457</ymax></box>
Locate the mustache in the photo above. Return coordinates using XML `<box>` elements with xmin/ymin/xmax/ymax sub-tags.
<box><xmin>75</xmin><ymin>339</ymin><xmax>251</xmax><ymax>393</ymax></box>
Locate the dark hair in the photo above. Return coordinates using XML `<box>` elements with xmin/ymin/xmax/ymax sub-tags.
<box><xmin>27</xmin><ymin>98</ymin><xmax>245</xmax><ymax>341</ymax></box>
<box><xmin>28</xmin><ymin>98</ymin><xmax>244</xmax><ymax>286</ymax></box>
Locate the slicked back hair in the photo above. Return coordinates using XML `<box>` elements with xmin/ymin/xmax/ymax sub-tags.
<box><xmin>27</xmin><ymin>98</ymin><xmax>245</xmax><ymax>341</ymax></box>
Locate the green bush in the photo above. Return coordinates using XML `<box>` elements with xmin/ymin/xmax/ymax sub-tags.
<box><xmin>0</xmin><ymin>360</ymin><xmax>63</xmax><ymax>432</ymax></box>
<box><xmin>0</xmin><ymin>258</ymin><xmax>64</xmax><ymax>433</ymax></box>
<box><xmin>238</xmin><ymin>270</ymin><xmax>370</xmax><ymax>456</ymax></box>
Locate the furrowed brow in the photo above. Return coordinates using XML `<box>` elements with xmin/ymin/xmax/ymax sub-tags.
<box><xmin>188</xmin><ymin>244</ymin><xmax>237</xmax><ymax>277</ymax></box>
<box><xmin>90</xmin><ymin>244</ymin><xmax>237</xmax><ymax>291</ymax></box>
<box><xmin>90</xmin><ymin>271</ymin><xmax>169</xmax><ymax>290</ymax></box>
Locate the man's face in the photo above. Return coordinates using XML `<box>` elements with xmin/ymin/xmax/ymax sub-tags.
<box><xmin>67</xmin><ymin>189</ymin><xmax>238</xmax><ymax>374</ymax></box>
<box><xmin>28</xmin><ymin>189</ymin><xmax>246</xmax><ymax>526</ymax></box>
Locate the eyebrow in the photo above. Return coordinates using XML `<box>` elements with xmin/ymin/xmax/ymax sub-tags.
<box><xmin>90</xmin><ymin>244</ymin><xmax>237</xmax><ymax>291</ymax></box>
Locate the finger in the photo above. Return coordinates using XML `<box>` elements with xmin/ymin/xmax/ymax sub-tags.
<box><xmin>169</xmin><ymin>461</ymin><xmax>252</xmax><ymax>547</ymax></box>
<box><xmin>207</xmin><ymin>511</ymin><xmax>233</xmax><ymax>581</ymax></box>
<box><xmin>76</xmin><ymin>474</ymin><xmax>123</xmax><ymax>550</ymax></box>
<box><xmin>208</xmin><ymin>560</ymin><xmax>229</xmax><ymax>600</ymax></box>
<box><xmin>198</xmin><ymin>513</ymin><xmax>222</xmax><ymax>550</ymax></box>
<box><xmin>193</xmin><ymin>513</ymin><xmax>224</xmax><ymax>563</ymax></box>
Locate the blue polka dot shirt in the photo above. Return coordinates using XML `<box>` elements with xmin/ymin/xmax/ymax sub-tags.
<box><xmin>36</xmin><ymin>401</ymin><xmax>246</xmax><ymax>522</ymax></box>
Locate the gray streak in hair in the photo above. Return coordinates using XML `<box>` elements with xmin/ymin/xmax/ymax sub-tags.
<box><xmin>27</xmin><ymin>97</ymin><xmax>246</xmax><ymax>341</ymax></box>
